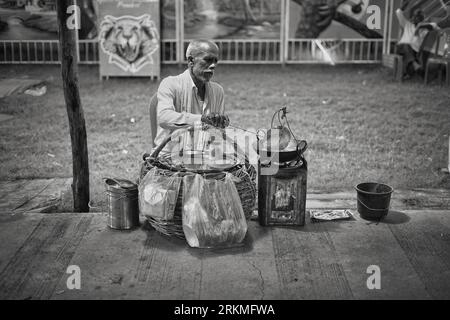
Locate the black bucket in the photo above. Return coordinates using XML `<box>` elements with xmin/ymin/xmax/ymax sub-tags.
<box><xmin>355</xmin><ymin>182</ymin><xmax>393</xmax><ymax>220</ymax></box>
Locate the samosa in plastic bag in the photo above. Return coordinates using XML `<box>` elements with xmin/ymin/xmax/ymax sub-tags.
<box><xmin>182</xmin><ymin>173</ymin><xmax>248</xmax><ymax>248</ymax></box>
<box><xmin>139</xmin><ymin>167</ymin><xmax>181</xmax><ymax>220</ymax></box>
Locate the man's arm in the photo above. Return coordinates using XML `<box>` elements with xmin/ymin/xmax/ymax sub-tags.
<box><xmin>415</xmin><ymin>22</ymin><xmax>438</xmax><ymax>36</ymax></box>
<box><xmin>211</xmin><ymin>84</ymin><xmax>229</xmax><ymax>128</ymax></box>
<box><xmin>156</xmin><ymin>77</ymin><xmax>202</xmax><ymax>130</ymax></box>
<box><xmin>216</xmin><ymin>85</ymin><xmax>225</xmax><ymax>115</ymax></box>
<box><xmin>396</xmin><ymin>8</ymin><xmax>408</xmax><ymax>28</ymax></box>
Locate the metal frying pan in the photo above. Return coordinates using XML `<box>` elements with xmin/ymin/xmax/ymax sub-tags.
<box><xmin>261</xmin><ymin>139</ymin><xmax>308</xmax><ymax>163</ymax></box>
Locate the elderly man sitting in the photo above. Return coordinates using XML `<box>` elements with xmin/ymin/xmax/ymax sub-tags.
<box><xmin>153</xmin><ymin>39</ymin><xmax>229</xmax><ymax>154</ymax></box>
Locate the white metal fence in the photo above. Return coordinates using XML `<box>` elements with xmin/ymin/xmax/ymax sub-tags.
<box><xmin>0</xmin><ymin>38</ymin><xmax>386</xmax><ymax>65</ymax></box>
<box><xmin>0</xmin><ymin>40</ymin><xmax>60</xmax><ymax>64</ymax></box>
<box><xmin>185</xmin><ymin>39</ymin><xmax>281</xmax><ymax>64</ymax></box>
<box><xmin>287</xmin><ymin>39</ymin><xmax>384</xmax><ymax>64</ymax></box>
<box><xmin>78</xmin><ymin>40</ymin><xmax>98</xmax><ymax>64</ymax></box>
<box><xmin>0</xmin><ymin>39</ymin><xmax>178</xmax><ymax>65</ymax></box>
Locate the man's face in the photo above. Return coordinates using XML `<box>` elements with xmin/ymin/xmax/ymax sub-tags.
<box><xmin>413</xmin><ymin>10</ymin><xmax>424</xmax><ymax>24</ymax></box>
<box><xmin>189</xmin><ymin>46</ymin><xmax>219</xmax><ymax>84</ymax></box>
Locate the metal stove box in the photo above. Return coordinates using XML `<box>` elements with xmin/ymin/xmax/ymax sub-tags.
<box><xmin>258</xmin><ymin>159</ymin><xmax>307</xmax><ymax>226</ymax></box>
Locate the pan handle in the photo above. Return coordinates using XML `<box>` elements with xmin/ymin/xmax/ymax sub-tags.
<box><xmin>296</xmin><ymin>140</ymin><xmax>308</xmax><ymax>156</ymax></box>
<box><xmin>149</xmin><ymin>126</ymin><xmax>195</xmax><ymax>159</ymax></box>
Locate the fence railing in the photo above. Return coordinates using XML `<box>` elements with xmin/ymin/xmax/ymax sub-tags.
<box><xmin>0</xmin><ymin>39</ymin><xmax>385</xmax><ymax>65</ymax></box>
<box><xmin>161</xmin><ymin>40</ymin><xmax>178</xmax><ymax>64</ymax></box>
<box><xmin>184</xmin><ymin>39</ymin><xmax>282</xmax><ymax>64</ymax></box>
<box><xmin>78</xmin><ymin>40</ymin><xmax>98</xmax><ymax>64</ymax></box>
<box><xmin>0</xmin><ymin>40</ymin><xmax>60</xmax><ymax>64</ymax></box>
<box><xmin>287</xmin><ymin>39</ymin><xmax>384</xmax><ymax>64</ymax></box>
<box><xmin>0</xmin><ymin>39</ymin><xmax>179</xmax><ymax>65</ymax></box>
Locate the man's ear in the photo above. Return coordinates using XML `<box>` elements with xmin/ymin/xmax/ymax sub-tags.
<box><xmin>188</xmin><ymin>56</ymin><xmax>194</xmax><ymax>67</ymax></box>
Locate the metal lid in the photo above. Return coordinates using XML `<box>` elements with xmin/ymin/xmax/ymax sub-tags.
<box><xmin>104</xmin><ymin>178</ymin><xmax>138</xmax><ymax>190</ymax></box>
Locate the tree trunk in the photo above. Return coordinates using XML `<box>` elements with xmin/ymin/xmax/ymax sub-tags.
<box><xmin>242</xmin><ymin>0</ymin><xmax>257</xmax><ymax>23</ymax></box>
<box><xmin>56</xmin><ymin>0</ymin><xmax>90</xmax><ymax>212</ymax></box>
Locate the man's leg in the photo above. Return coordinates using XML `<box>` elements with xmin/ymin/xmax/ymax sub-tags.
<box><xmin>412</xmin><ymin>51</ymin><xmax>421</xmax><ymax>72</ymax></box>
<box><xmin>416</xmin><ymin>49</ymin><xmax>429</xmax><ymax>77</ymax></box>
<box><xmin>397</xmin><ymin>44</ymin><xmax>417</xmax><ymax>78</ymax></box>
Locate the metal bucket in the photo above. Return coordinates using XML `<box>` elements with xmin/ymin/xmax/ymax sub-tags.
<box><xmin>355</xmin><ymin>182</ymin><xmax>394</xmax><ymax>220</ymax></box>
<box><xmin>105</xmin><ymin>178</ymin><xmax>139</xmax><ymax>230</ymax></box>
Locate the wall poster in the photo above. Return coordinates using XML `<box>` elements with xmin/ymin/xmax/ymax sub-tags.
<box><xmin>98</xmin><ymin>0</ymin><xmax>160</xmax><ymax>79</ymax></box>
<box><xmin>183</xmin><ymin>0</ymin><xmax>282</xmax><ymax>40</ymax></box>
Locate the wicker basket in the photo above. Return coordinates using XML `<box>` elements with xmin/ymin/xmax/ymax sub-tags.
<box><xmin>139</xmin><ymin>134</ymin><xmax>257</xmax><ymax>239</ymax></box>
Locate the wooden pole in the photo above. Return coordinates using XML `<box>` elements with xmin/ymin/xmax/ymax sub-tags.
<box><xmin>280</xmin><ymin>0</ymin><xmax>286</xmax><ymax>66</ymax></box>
<box><xmin>285</xmin><ymin>0</ymin><xmax>291</xmax><ymax>63</ymax></box>
<box><xmin>176</xmin><ymin>0</ymin><xmax>184</xmax><ymax>68</ymax></box>
<box><xmin>388</xmin><ymin>0</ymin><xmax>394</xmax><ymax>54</ymax></box>
<box><xmin>56</xmin><ymin>0</ymin><xmax>90</xmax><ymax>212</ymax></box>
<box><xmin>74</xmin><ymin>0</ymin><xmax>80</xmax><ymax>63</ymax></box>
<box><xmin>180</xmin><ymin>0</ymin><xmax>185</xmax><ymax>68</ymax></box>
<box><xmin>383</xmin><ymin>0</ymin><xmax>390</xmax><ymax>54</ymax></box>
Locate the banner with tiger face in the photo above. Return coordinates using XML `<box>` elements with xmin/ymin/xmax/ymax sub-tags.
<box><xmin>98</xmin><ymin>0</ymin><xmax>160</xmax><ymax>78</ymax></box>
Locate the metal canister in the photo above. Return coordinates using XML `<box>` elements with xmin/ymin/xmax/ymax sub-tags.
<box><xmin>105</xmin><ymin>178</ymin><xmax>139</xmax><ymax>230</ymax></box>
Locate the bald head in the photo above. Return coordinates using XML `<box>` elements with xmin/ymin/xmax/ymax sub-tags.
<box><xmin>186</xmin><ymin>40</ymin><xmax>219</xmax><ymax>60</ymax></box>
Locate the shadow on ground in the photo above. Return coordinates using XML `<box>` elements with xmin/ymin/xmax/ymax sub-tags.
<box><xmin>361</xmin><ymin>210</ymin><xmax>411</xmax><ymax>225</ymax></box>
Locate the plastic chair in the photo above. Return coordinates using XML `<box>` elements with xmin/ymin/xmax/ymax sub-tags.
<box><xmin>424</xmin><ymin>28</ymin><xmax>450</xmax><ymax>86</ymax></box>
<box><xmin>149</xmin><ymin>93</ymin><xmax>158</xmax><ymax>149</ymax></box>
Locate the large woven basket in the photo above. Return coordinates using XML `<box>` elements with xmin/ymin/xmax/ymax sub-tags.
<box><xmin>139</xmin><ymin>134</ymin><xmax>257</xmax><ymax>239</ymax></box>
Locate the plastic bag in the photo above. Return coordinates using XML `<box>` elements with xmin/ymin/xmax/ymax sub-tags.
<box><xmin>182</xmin><ymin>173</ymin><xmax>248</xmax><ymax>248</ymax></box>
<box><xmin>138</xmin><ymin>167</ymin><xmax>181</xmax><ymax>220</ymax></box>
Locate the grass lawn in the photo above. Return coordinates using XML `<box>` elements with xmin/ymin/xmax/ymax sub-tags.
<box><xmin>0</xmin><ymin>64</ymin><xmax>449</xmax><ymax>210</ymax></box>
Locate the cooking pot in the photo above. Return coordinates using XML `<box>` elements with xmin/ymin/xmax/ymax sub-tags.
<box><xmin>261</xmin><ymin>139</ymin><xmax>307</xmax><ymax>163</ymax></box>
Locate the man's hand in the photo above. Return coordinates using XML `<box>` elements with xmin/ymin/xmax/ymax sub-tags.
<box><xmin>201</xmin><ymin>113</ymin><xmax>230</xmax><ymax>129</ymax></box>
